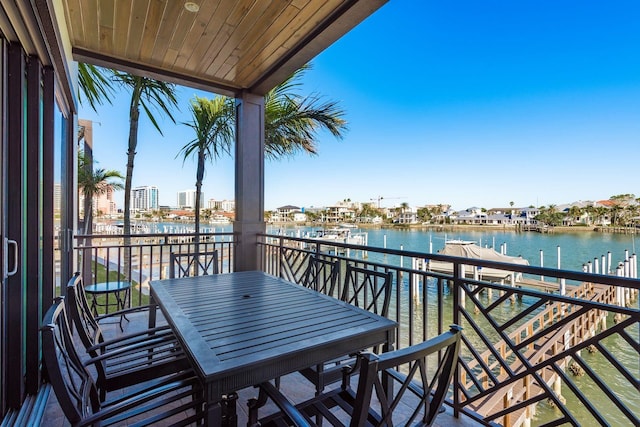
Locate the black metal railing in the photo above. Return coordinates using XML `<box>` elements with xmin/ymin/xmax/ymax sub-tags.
<box><xmin>72</xmin><ymin>232</ymin><xmax>236</xmax><ymax>313</ymax></box>
<box><xmin>257</xmin><ymin>233</ymin><xmax>640</xmax><ymax>427</ymax></box>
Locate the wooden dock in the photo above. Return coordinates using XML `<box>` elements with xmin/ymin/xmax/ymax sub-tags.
<box><xmin>520</xmin><ymin>224</ymin><xmax>553</xmax><ymax>233</ymax></box>
<box><xmin>461</xmin><ymin>281</ymin><xmax>617</xmax><ymax>427</ymax></box>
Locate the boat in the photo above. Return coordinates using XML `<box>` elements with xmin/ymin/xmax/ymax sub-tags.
<box><xmin>209</xmin><ymin>214</ymin><xmax>231</xmax><ymax>224</ymax></box>
<box><xmin>306</xmin><ymin>227</ymin><xmax>368</xmax><ymax>249</ymax></box>
<box><xmin>108</xmin><ymin>222</ymin><xmax>151</xmax><ymax>234</ymax></box>
<box><xmin>338</xmin><ymin>223</ymin><xmax>358</xmax><ymax>229</ymax></box>
<box><xmin>425</xmin><ymin>240</ymin><xmax>529</xmax><ymax>282</ymax></box>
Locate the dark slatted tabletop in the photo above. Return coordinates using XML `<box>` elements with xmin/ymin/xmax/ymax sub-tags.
<box><xmin>150</xmin><ymin>271</ymin><xmax>397</xmax><ymax>408</ymax></box>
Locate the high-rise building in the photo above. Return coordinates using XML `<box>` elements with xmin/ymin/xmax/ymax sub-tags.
<box><xmin>95</xmin><ymin>187</ymin><xmax>118</xmax><ymax>216</ymax></box>
<box><xmin>132</xmin><ymin>186</ymin><xmax>159</xmax><ymax>212</ymax></box>
<box><xmin>54</xmin><ymin>183</ymin><xmax>62</xmax><ymax>212</ymax></box>
<box><xmin>177</xmin><ymin>189</ymin><xmax>202</xmax><ymax>209</ymax></box>
<box><xmin>208</xmin><ymin>199</ymin><xmax>235</xmax><ymax>212</ymax></box>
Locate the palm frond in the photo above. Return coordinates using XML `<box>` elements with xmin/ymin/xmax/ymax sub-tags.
<box><xmin>179</xmin><ymin>96</ymin><xmax>234</xmax><ymax>164</ymax></box>
<box><xmin>113</xmin><ymin>72</ymin><xmax>179</xmax><ymax>135</ymax></box>
<box><xmin>264</xmin><ymin>72</ymin><xmax>347</xmax><ymax>159</ymax></box>
<box><xmin>78</xmin><ymin>63</ymin><xmax>115</xmax><ymax>111</ymax></box>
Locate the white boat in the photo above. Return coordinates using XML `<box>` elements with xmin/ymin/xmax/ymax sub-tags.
<box><xmin>338</xmin><ymin>223</ymin><xmax>358</xmax><ymax>229</ymax></box>
<box><xmin>308</xmin><ymin>227</ymin><xmax>368</xmax><ymax>246</ymax></box>
<box><xmin>443</xmin><ymin>239</ymin><xmax>476</xmax><ymax>245</ymax></box>
<box><xmin>426</xmin><ymin>240</ymin><xmax>529</xmax><ymax>282</ymax></box>
<box><xmin>209</xmin><ymin>215</ymin><xmax>231</xmax><ymax>224</ymax></box>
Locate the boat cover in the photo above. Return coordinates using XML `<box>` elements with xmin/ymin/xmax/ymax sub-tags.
<box><xmin>427</xmin><ymin>242</ymin><xmax>528</xmax><ymax>281</ymax></box>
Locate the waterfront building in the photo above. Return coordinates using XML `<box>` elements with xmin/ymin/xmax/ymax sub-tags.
<box><xmin>391</xmin><ymin>206</ymin><xmax>418</xmax><ymax>224</ymax></box>
<box><xmin>132</xmin><ymin>185</ymin><xmax>159</xmax><ymax>212</ymax></box>
<box><xmin>177</xmin><ymin>189</ymin><xmax>202</xmax><ymax>209</ymax></box>
<box><xmin>207</xmin><ymin>198</ymin><xmax>235</xmax><ymax>212</ymax></box>
<box><xmin>54</xmin><ymin>183</ymin><xmax>62</xmax><ymax>213</ymax></box>
<box><xmin>271</xmin><ymin>205</ymin><xmax>306</xmax><ymax>223</ymax></box>
<box><xmin>324</xmin><ymin>205</ymin><xmax>356</xmax><ymax>223</ymax></box>
<box><xmin>95</xmin><ymin>187</ymin><xmax>118</xmax><ymax>216</ymax></box>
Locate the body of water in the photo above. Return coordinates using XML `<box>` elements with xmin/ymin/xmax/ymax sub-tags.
<box><xmin>114</xmin><ymin>220</ymin><xmax>637</xmax><ymax>272</ymax></box>
<box><xmin>269</xmin><ymin>224</ymin><xmax>639</xmax><ymax>274</ymax></box>
<box><xmin>268</xmin><ymin>224</ymin><xmax>639</xmax><ymax>426</ymax></box>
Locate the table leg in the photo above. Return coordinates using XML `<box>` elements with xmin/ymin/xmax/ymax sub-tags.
<box><xmin>148</xmin><ymin>295</ymin><xmax>157</xmax><ymax>329</ymax></box>
<box><xmin>89</xmin><ymin>294</ymin><xmax>99</xmax><ymax>317</ymax></box>
<box><xmin>222</xmin><ymin>392</ymin><xmax>238</xmax><ymax>427</ymax></box>
<box><xmin>204</xmin><ymin>393</ymin><xmax>238</xmax><ymax>427</ymax></box>
<box><xmin>114</xmin><ymin>289</ymin><xmax>130</xmax><ymax>331</ymax></box>
<box><xmin>206</xmin><ymin>402</ymin><xmax>223</xmax><ymax>427</ymax></box>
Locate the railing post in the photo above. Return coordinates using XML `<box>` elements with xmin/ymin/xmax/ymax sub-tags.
<box><xmin>452</xmin><ymin>260</ymin><xmax>463</xmax><ymax>417</ymax></box>
<box><xmin>278</xmin><ymin>236</ymin><xmax>284</xmax><ymax>278</ymax></box>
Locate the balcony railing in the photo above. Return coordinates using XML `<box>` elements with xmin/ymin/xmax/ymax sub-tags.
<box><xmin>70</xmin><ymin>231</ymin><xmax>639</xmax><ymax>426</ymax></box>
<box><xmin>72</xmin><ymin>232</ymin><xmax>236</xmax><ymax>313</ymax></box>
<box><xmin>257</xmin><ymin>233</ymin><xmax>640</xmax><ymax>427</ymax></box>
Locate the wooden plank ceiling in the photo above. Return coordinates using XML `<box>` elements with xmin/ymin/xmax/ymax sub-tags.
<box><xmin>61</xmin><ymin>0</ymin><xmax>387</xmax><ymax>96</ymax></box>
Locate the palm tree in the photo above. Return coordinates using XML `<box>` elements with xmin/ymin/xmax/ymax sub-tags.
<box><xmin>78</xmin><ymin>63</ymin><xmax>114</xmax><ymax>111</ymax></box>
<box><xmin>584</xmin><ymin>205</ymin><xmax>595</xmax><ymax>226</ymax></box>
<box><xmin>112</xmin><ymin>72</ymin><xmax>178</xmax><ymax>238</ymax></box>
<box><xmin>594</xmin><ymin>206</ymin><xmax>609</xmax><ymax>226</ymax></box>
<box><xmin>77</xmin><ymin>152</ymin><xmax>124</xmax><ymax>234</ymax></box>
<box><xmin>179</xmin><ymin>96</ymin><xmax>234</xmax><ymax>250</ymax></box>
<box><xmin>264</xmin><ymin>64</ymin><xmax>347</xmax><ymax>158</ymax></box>
<box><xmin>568</xmin><ymin>205</ymin><xmax>582</xmax><ymax>225</ymax></box>
<box><xmin>179</xmin><ymin>64</ymin><xmax>347</xmax><ymax>237</ymax></box>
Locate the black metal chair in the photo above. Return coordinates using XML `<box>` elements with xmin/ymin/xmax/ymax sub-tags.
<box><xmin>300</xmin><ymin>255</ymin><xmax>340</xmax><ymax>297</ymax></box>
<box><xmin>169</xmin><ymin>249</ymin><xmax>219</xmax><ymax>278</ymax></box>
<box><xmin>249</xmin><ymin>325</ymin><xmax>463</xmax><ymax>427</ymax></box>
<box><xmin>66</xmin><ymin>273</ymin><xmax>191</xmax><ymax>402</ymax></box>
<box><xmin>299</xmin><ymin>264</ymin><xmax>393</xmax><ymax>395</ymax></box>
<box><xmin>42</xmin><ymin>297</ymin><xmax>204</xmax><ymax>426</ymax></box>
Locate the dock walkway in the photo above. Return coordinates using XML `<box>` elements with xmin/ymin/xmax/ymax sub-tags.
<box><xmin>462</xmin><ymin>282</ymin><xmax>616</xmax><ymax>426</ymax></box>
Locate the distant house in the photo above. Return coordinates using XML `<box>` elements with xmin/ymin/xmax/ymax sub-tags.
<box><xmin>484</xmin><ymin>214</ymin><xmax>511</xmax><ymax>225</ymax></box>
<box><xmin>451</xmin><ymin>207</ymin><xmax>486</xmax><ymax>224</ymax></box>
<box><xmin>518</xmin><ymin>207</ymin><xmax>540</xmax><ymax>225</ymax></box>
<box><xmin>270</xmin><ymin>205</ymin><xmax>306</xmax><ymax>222</ymax></box>
<box><xmin>486</xmin><ymin>207</ymin><xmax>518</xmax><ymax>217</ymax></box>
<box><xmin>559</xmin><ymin>202</ymin><xmax>593</xmax><ymax>226</ymax></box>
<box><xmin>324</xmin><ymin>205</ymin><xmax>355</xmax><ymax>223</ymax></box>
<box><xmin>395</xmin><ymin>210</ymin><xmax>418</xmax><ymax>224</ymax></box>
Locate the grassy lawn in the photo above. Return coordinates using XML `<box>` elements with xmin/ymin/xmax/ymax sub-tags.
<box><xmin>88</xmin><ymin>264</ymin><xmax>151</xmax><ymax>315</ymax></box>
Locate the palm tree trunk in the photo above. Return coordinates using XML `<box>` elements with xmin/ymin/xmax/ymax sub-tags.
<box><xmin>193</xmin><ymin>151</ymin><xmax>205</xmax><ymax>274</ymax></box>
<box><xmin>123</xmin><ymin>93</ymin><xmax>141</xmax><ymax>280</ymax></box>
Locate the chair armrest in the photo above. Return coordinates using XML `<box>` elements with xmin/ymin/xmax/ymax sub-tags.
<box><xmin>252</xmin><ymin>382</ymin><xmax>314</xmax><ymax>427</ymax></box>
<box><xmin>94</xmin><ymin>303</ymin><xmax>156</xmax><ymax>321</ymax></box>
<box><xmin>85</xmin><ymin>332</ymin><xmax>178</xmax><ymax>362</ymax></box>
<box><xmin>86</xmin><ymin>325</ymin><xmax>173</xmax><ymax>353</ymax></box>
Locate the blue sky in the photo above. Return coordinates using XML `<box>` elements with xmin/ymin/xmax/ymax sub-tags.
<box><xmin>81</xmin><ymin>1</ymin><xmax>640</xmax><ymax>211</ymax></box>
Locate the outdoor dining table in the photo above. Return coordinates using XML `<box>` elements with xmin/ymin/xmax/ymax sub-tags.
<box><xmin>150</xmin><ymin>270</ymin><xmax>398</xmax><ymax>426</ymax></box>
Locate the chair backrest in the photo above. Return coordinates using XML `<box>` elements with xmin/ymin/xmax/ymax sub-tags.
<box><xmin>341</xmin><ymin>264</ymin><xmax>392</xmax><ymax>317</ymax></box>
<box><xmin>301</xmin><ymin>255</ymin><xmax>340</xmax><ymax>297</ymax></box>
<box><xmin>66</xmin><ymin>272</ymin><xmax>106</xmax><ymax>352</ymax></box>
<box><xmin>351</xmin><ymin>325</ymin><xmax>462</xmax><ymax>427</ymax></box>
<box><xmin>169</xmin><ymin>250</ymin><xmax>219</xmax><ymax>278</ymax></box>
<box><xmin>41</xmin><ymin>298</ymin><xmax>100</xmax><ymax>424</ymax></box>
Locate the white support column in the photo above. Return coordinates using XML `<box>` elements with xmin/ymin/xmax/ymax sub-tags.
<box><xmin>234</xmin><ymin>92</ymin><xmax>266</xmax><ymax>271</ymax></box>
